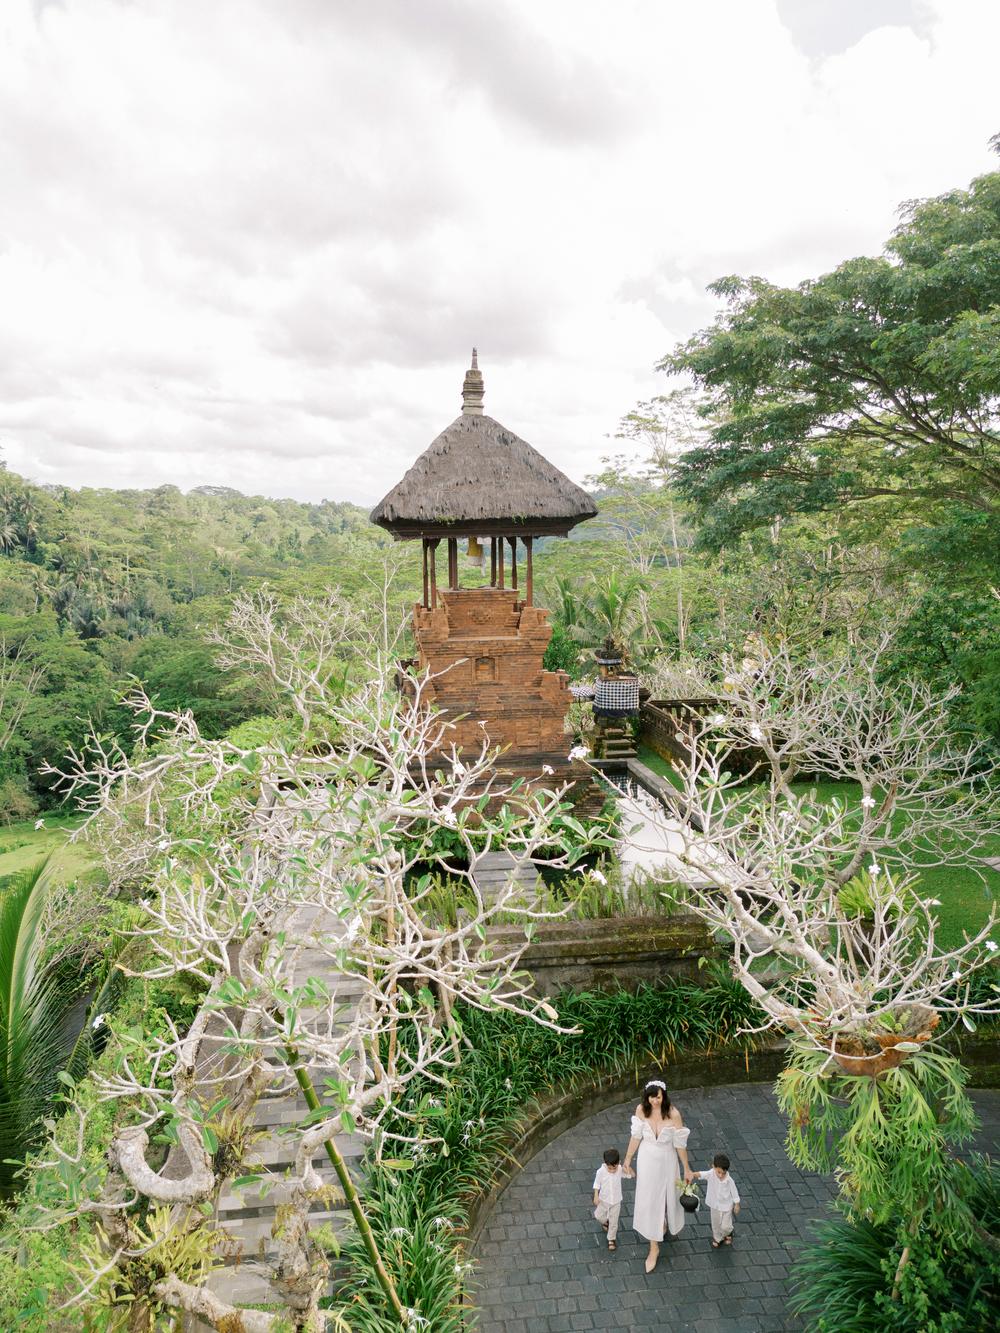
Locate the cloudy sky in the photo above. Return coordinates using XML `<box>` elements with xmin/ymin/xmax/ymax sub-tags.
<box><xmin>1</xmin><ymin>0</ymin><xmax>997</xmax><ymax>506</ymax></box>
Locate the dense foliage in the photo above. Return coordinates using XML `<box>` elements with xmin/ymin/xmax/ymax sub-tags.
<box><xmin>634</xmin><ymin>153</ymin><xmax>1000</xmax><ymax>745</ymax></box>
<box><xmin>0</xmin><ymin>968</ymin><xmax>207</xmax><ymax>1325</ymax></box>
<box><xmin>792</xmin><ymin>1158</ymin><xmax>1000</xmax><ymax>1332</ymax></box>
<box><xmin>0</xmin><ymin>467</ymin><xmax>399</xmax><ymax>814</ymax></box>
<box><xmin>665</xmin><ymin>164</ymin><xmax>1000</xmax><ymax>552</ymax></box>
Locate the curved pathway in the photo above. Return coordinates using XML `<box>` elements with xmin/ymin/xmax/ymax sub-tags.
<box><xmin>472</xmin><ymin>1084</ymin><xmax>1000</xmax><ymax>1333</ymax></box>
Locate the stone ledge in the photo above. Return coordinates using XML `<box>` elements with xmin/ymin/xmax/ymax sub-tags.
<box><xmin>488</xmin><ymin>913</ymin><xmax>722</xmax><ymax>992</ymax></box>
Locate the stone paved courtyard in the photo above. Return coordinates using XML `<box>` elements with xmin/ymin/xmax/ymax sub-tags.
<box><xmin>472</xmin><ymin>1084</ymin><xmax>1000</xmax><ymax>1333</ymax></box>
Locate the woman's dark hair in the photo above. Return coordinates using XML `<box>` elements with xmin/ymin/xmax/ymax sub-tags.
<box><xmin>640</xmin><ymin>1078</ymin><xmax>672</xmax><ymax>1117</ymax></box>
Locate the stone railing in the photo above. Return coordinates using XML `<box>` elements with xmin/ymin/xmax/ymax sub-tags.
<box><xmin>639</xmin><ymin>696</ymin><xmax>715</xmax><ymax>767</ymax></box>
<box><xmin>640</xmin><ymin>696</ymin><xmax>764</xmax><ymax>776</ymax></box>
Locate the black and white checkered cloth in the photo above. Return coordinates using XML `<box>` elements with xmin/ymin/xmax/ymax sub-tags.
<box><xmin>593</xmin><ymin>676</ymin><xmax>640</xmax><ymax>716</ymax></box>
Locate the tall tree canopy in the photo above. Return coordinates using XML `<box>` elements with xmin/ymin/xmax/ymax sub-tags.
<box><xmin>665</xmin><ymin>154</ymin><xmax>1000</xmax><ymax>553</ymax></box>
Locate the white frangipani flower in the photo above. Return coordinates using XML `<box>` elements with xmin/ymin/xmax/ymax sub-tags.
<box><xmin>748</xmin><ymin>724</ymin><xmax>763</xmax><ymax>742</ymax></box>
<box><xmin>925</xmin><ymin>898</ymin><xmax>942</xmax><ymax>907</ymax></box>
<box><xmin>34</xmin><ymin>818</ymin><xmax>45</xmax><ymax>830</ymax></box>
<box><xmin>591</xmin><ymin>869</ymin><xmax>607</xmax><ymax>886</ymax></box>
<box><xmin>869</xmin><ymin>862</ymin><xmax>880</xmax><ymax>877</ymax></box>
<box><xmin>986</xmin><ymin>940</ymin><xmax>998</xmax><ymax>952</ymax></box>
<box><xmin>542</xmin><ymin>764</ymin><xmax>554</xmax><ymax>775</ymax></box>
<box><xmin>568</xmin><ymin>744</ymin><xmax>589</xmax><ymax>761</ymax></box>
<box><xmin>860</xmin><ymin>795</ymin><xmax>876</xmax><ymax>810</ymax></box>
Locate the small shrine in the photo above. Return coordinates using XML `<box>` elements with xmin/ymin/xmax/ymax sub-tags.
<box><xmin>370</xmin><ymin>351</ymin><xmax>598</xmax><ymax>793</ymax></box>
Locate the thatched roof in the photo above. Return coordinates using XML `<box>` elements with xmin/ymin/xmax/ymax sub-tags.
<box><xmin>370</xmin><ymin>353</ymin><xmax>598</xmax><ymax>539</ymax></box>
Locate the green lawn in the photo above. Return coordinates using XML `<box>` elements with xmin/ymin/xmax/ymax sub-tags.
<box><xmin>635</xmin><ymin>745</ymin><xmax>999</xmax><ymax>950</ymax></box>
<box><xmin>0</xmin><ymin>813</ymin><xmax>95</xmax><ymax>884</ymax></box>
<box><xmin>635</xmin><ymin>743</ymin><xmax>683</xmax><ymax>789</ymax></box>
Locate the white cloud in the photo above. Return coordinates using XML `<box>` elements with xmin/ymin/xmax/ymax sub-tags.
<box><xmin>0</xmin><ymin>0</ymin><xmax>997</xmax><ymax>505</ymax></box>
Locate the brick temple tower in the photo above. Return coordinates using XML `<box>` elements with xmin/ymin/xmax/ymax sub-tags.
<box><xmin>370</xmin><ymin>351</ymin><xmax>597</xmax><ymax>789</ymax></box>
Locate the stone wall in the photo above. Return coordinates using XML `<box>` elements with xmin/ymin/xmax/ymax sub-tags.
<box><xmin>639</xmin><ymin>697</ymin><xmax>709</xmax><ymax>768</ymax></box>
<box><xmin>489</xmin><ymin>912</ymin><xmax>721</xmax><ymax>993</ymax></box>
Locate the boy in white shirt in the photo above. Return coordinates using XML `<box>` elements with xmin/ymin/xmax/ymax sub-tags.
<box><xmin>694</xmin><ymin>1152</ymin><xmax>741</xmax><ymax>1247</ymax></box>
<box><xmin>592</xmin><ymin>1148</ymin><xmax>623</xmax><ymax>1250</ymax></box>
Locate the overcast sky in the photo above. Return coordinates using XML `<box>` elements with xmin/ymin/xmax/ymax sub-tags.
<box><xmin>1</xmin><ymin>0</ymin><xmax>997</xmax><ymax>507</ymax></box>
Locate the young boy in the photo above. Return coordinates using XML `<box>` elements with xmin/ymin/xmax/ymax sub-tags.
<box><xmin>694</xmin><ymin>1152</ymin><xmax>741</xmax><ymax>1247</ymax></box>
<box><xmin>592</xmin><ymin>1147</ymin><xmax>623</xmax><ymax>1250</ymax></box>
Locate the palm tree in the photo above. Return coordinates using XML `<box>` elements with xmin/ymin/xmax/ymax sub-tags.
<box><xmin>571</xmin><ymin>569</ymin><xmax>648</xmax><ymax>666</ymax></box>
<box><xmin>0</xmin><ymin>857</ymin><xmax>73</xmax><ymax>1194</ymax></box>
<box><xmin>0</xmin><ymin>858</ymin><xmax>133</xmax><ymax>1194</ymax></box>
<box><xmin>0</xmin><ymin>519</ymin><xmax>18</xmax><ymax>554</ymax></box>
<box><xmin>552</xmin><ymin>575</ymin><xmax>583</xmax><ymax>631</ymax></box>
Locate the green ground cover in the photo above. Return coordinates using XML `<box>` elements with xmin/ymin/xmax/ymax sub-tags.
<box><xmin>635</xmin><ymin>742</ymin><xmax>682</xmax><ymax>787</ymax></box>
<box><xmin>634</xmin><ymin>746</ymin><xmax>998</xmax><ymax>951</ymax></box>
<box><xmin>0</xmin><ymin>970</ymin><xmax>208</xmax><ymax>1328</ymax></box>
<box><xmin>790</xmin><ymin>778</ymin><xmax>999</xmax><ymax>952</ymax></box>
<box><xmin>0</xmin><ymin>815</ymin><xmax>92</xmax><ymax>883</ymax></box>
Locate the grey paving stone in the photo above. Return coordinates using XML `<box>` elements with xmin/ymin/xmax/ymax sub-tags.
<box><xmin>472</xmin><ymin>1084</ymin><xmax>1000</xmax><ymax>1333</ymax></box>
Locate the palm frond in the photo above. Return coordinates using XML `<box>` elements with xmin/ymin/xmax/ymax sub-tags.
<box><xmin>0</xmin><ymin>856</ymin><xmax>79</xmax><ymax>1193</ymax></box>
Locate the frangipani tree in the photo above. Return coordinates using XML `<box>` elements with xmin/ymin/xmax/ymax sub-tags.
<box><xmin>33</xmin><ymin>588</ymin><xmax>607</xmax><ymax>1332</ymax></box>
<box><xmin>633</xmin><ymin>631</ymin><xmax>999</xmax><ymax>1237</ymax></box>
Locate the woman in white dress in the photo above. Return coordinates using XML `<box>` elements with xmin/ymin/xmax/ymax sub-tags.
<box><xmin>622</xmin><ymin>1079</ymin><xmax>693</xmax><ymax>1272</ymax></box>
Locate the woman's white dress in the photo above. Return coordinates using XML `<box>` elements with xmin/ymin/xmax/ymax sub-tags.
<box><xmin>630</xmin><ymin>1113</ymin><xmax>691</xmax><ymax>1242</ymax></box>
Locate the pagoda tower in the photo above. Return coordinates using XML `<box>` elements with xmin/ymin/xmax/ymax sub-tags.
<box><xmin>370</xmin><ymin>352</ymin><xmax>598</xmax><ymax>791</ymax></box>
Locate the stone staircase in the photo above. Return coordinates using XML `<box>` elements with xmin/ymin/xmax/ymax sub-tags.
<box><xmin>470</xmin><ymin>849</ymin><xmax>539</xmax><ymax>899</ymax></box>
<box><xmin>595</xmin><ymin>722</ymin><xmax>636</xmax><ymax>762</ymax></box>
<box><xmin>203</xmin><ymin>902</ymin><xmax>366</xmax><ymax>1310</ymax></box>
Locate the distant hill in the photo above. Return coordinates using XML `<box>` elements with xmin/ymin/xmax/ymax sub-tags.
<box><xmin>0</xmin><ymin>466</ymin><xmax>397</xmax><ymax>816</ymax></box>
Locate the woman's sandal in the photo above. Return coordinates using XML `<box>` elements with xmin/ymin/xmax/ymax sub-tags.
<box><xmin>608</xmin><ymin>1239</ymin><xmax>617</xmax><ymax>1251</ymax></box>
<box><xmin>711</xmin><ymin>1240</ymin><xmax>721</xmax><ymax>1249</ymax></box>
<box><xmin>723</xmin><ymin>1235</ymin><xmax>733</xmax><ymax>1245</ymax></box>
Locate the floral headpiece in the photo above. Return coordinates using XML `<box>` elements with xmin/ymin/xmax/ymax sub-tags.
<box><xmin>645</xmin><ymin>1080</ymin><xmax>666</xmax><ymax>1091</ymax></box>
